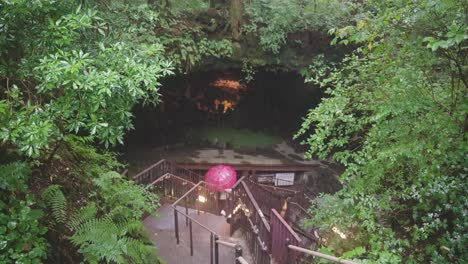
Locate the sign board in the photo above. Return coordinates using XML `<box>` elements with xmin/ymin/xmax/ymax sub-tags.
<box><xmin>257</xmin><ymin>173</ymin><xmax>275</xmax><ymax>184</ymax></box>
<box><xmin>275</xmin><ymin>173</ymin><xmax>294</xmax><ymax>186</ymax></box>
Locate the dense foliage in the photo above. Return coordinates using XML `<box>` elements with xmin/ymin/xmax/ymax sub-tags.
<box><xmin>298</xmin><ymin>0</ymin><xmax>467</xmax><ymax>263</ymax></box>
<box><xmin>41</xmin><ymin>172</ymin><xmax>159</xmax><ymax>263</ymax></box>
<box><xmin>244</xmin><ymin>0</ymin><xmax>354</xmax><ymax>53</ymax></box>
<box><xmin>0</xmin><ymin>163</ymin><xmax>47</xmax><ymax>263</ymax></box>
<box><xmin>0</xmin><ymin>0</ymin><xmax>174</xmax><ymax>157</ymax></box>
<box><xmin>0</xmin><ymin>0</ymin><xmax>178</xmax><ymax>262</ymax></box>
<box><xmin>1</xmin><ymin>0</ymin><xmax>466</xmax><ymax>263</ymax></box>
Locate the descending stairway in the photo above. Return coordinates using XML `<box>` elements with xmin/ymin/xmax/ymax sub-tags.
<box><xmin>133</xmin><ymin>160</ymin><xmax>255</xmax><ymax>263</ymax></box>
<box><xmin>144</xmin><ymin>204</ymin><xmax>251</xmax><ymax>264</ymax></box>
<box><xmin>131</xmin><ymin>159</ymin><xmax>357</xmax><ymax>264</ymax></box>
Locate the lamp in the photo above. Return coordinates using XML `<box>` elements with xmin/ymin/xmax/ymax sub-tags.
<box><xmin>198</xmin><ymin>195</ymin><xmax>207</xmax><ymax>203</ymax></box>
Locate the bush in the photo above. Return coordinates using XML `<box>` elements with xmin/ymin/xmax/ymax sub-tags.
<box><xmin>0</xmin><ymin>163</ymin><xmax>48</xmax><ymax>263</ymax></box>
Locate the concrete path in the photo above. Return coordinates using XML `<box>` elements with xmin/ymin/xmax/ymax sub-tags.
<box><xmin>144</xmin><ymin>204</ymin><xmax>252</xmax><ymax>264</ymax></box>
<box><xmin>125</xmin><ymin>140</ymin><xmax>322</xmax><ymax>175</ymax></box>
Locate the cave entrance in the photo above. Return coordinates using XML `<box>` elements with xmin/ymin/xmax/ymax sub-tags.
<box><xmin>121</xmin><ymin>69</ymin><xmax>324</xmax><ymax>175</ymax></box>
<box><xmin>125</xmin><ymin>69</ymin><xmax>323</xmax><ymax>150</ymax></box>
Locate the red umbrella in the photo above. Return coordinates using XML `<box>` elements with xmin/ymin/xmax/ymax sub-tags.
<box><xmin>204</xmin><ymin>165</ymin><xmax>237</xmax><ymax>191</ymax></box>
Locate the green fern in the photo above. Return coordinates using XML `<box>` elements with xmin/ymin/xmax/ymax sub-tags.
<box><xmin>41</xmin><ymin>185</ymin><xmax>67</xmax><ymax>224</ymax></box>
<box><xmin>70</xmin><ymin>217</ymin><xmax>154</xmax><ymax>264</ymax></box>
<box><xmin>67</xmin><ymin>202</ymin><xmax>98</xmax><ymax>231</ymax></box>
<box><xmin>41</xmin><ymin>173</ymin><xmax>160</xmax><ymax>263</ymax></box>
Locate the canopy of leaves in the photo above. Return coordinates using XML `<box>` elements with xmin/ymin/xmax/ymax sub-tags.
<box><xmin>244</xmin><ymin>0</ymin><xmax>356</xmax><ymax>53</ymax></box>
<box><xmin>0</xmin><ymin>0</ymin><xmax>174</xmax><ymax>157</ymax></box>
<box><xmin>298</xmin><ymin>0</ymin><xmax>467</xmax><ymax>263</ymax></box>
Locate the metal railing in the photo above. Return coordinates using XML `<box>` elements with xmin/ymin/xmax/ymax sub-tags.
<box><xmin>227</xmin><ymin>179</ymin><xmax>271</xmax><ymax>264</ymax></box>
<box><xmin>171</xmin><ymin>180</ymin><xmax>249</xmax><ymax>264</ymax></box>
<box><xmin>133</xmin><ymin>159</ymin><xmax>202</xmax><ymax>185</ymax></box>
<box><xmin>287</xmin><ymin>245</ymin><xmax>359</xmax><ymax>264</ymax></box>
<box><xmin>216</xmin><ymin>239</ymin><xmax>247</xmax><ymax>264</ymax></box>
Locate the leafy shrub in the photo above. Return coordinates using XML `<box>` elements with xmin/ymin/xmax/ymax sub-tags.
<box><xmin>66</xmin><ymin>135</ymin><xmax>123</xmax><ymax>178</ymax></box>
<box><xmin>0</xmin><ymin>163</ymin><xmax>48</xmax><ymax>263</ymax></box>
<box><xmin>298</xmin><ymin>0</ymin><xmax>468</xmax><ymax>263</ymax></box>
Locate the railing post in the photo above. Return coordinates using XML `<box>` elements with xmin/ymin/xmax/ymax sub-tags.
<box><xmin>235</xmin><ymin>244</ymin><xmax>243</xmax><ymax>264</ymax></box>
<box><xmin>214</xmin><ymin>235</ymin><xmax>219</xmax><ymax>264</ymax></box>
<box><xmin>210</xmin><ymin>233</ymin><xmax>214</xmax><ymax>264</ymax></box>
<box><xmin>285</xmin><ymin>238</ymin><xmax>291</xmax><ymax>264</ymax></box>
<box><xmin>174</xmin><ymin>208</ymin><xmax>179</xmax><ymax>245</ymax></box>
<box><xmin>171</xmin><ymin>179</ymin><xmax>174</xmax><ymax>198</ymax></box>
<box><xmin>185</xmin><ymin>196</ymin><xmax>189</xmax><ymax>227</ymax></box>
<box><xmin>216</xmin><ymin>191</ymin><xmax>220</xmax><ymax>215</ymax></box>
<box><xmin>189</xmin><ymin>219</ymin><xmax>193</xmax><ymax>256</ymax></box>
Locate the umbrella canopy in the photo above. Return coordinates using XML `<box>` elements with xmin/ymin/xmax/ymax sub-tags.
<box><xmin>204</xmin><ymin>165</ymin><xmax>237</xmax><ymax>191</ymax></box>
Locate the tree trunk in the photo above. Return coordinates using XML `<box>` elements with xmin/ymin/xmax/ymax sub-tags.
<box><xmin>230</xmin><ymin>0</ymin><xmax>242</xmax><ymax>41</ymax></box>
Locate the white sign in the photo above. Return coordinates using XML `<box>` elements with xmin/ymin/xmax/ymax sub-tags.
<box><xmin>257</xmin><ymin>174</ymin><xmax>274</xmax><ymax>183</ymax></box>
<box><xmin>275</xmin><ymin>173</ymin><xmax>294</xmax><ymax>186</ymax></box>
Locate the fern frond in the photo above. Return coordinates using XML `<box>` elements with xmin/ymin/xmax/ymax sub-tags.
<box><xmin>67</xmin><ymin>202</ymin><xmax>98</xmax><ymax>231</ymax></box>
<box><xmin>41</xmin><ymin>185</ymin><xmax>67</xmax><ymax>224</ymax></box>
<box><xmin>122</xmin><ymin>237</ymin><xmax>155</xmax><ymax>263</ymax></box>
<box><xmin>70</xmin><ymin>216</ymin><xmax>126</xmax><ymax>263</ymax></box>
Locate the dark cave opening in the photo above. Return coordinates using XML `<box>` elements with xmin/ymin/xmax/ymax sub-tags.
<box><xmin>123</xmin><ymin>70</ymin><xmax>323</xmax><ymax>149</ymax></box>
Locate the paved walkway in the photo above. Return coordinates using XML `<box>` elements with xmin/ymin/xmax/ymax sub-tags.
<box><xmin>144</xmin><ymin>204</ymin><xmax>252</xmax><ymax>264</ymax></box>
<box><xmin>125</xmin><ymin>140</ymin><xmax>322</xmax><ymax>175</ymax></box>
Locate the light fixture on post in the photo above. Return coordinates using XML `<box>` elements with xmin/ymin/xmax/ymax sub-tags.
<box><xmin>198</xmin><ymin>195</ymin><xmax>207</xmax><ymax>203</ymax></box>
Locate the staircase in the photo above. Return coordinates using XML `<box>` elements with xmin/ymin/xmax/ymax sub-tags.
<box><xmin>132</xmin><ymin>159</ymin><xmax>358</xmax><ymax>264</ymax></box>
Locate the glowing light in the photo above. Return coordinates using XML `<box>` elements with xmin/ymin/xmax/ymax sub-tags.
<box><xmin>332</xmin><ymin>226</ymin><xmax>347</xmax><ymax>239</ymax></box>
<box><xmin>210</xmin><ymin>79</ymin><xmax>246</xmax><ymax>91</ymax></box>
<box><xmin>232</xmin><ymin>204</ymin><xmax>243</xmax><ymax>215</ymax></box>
<box><xmin>198</xmin><ymin>195</ymin><xmax>207</xmax><ymax>203</ymax></box>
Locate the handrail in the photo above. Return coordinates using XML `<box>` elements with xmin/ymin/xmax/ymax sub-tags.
<box><xmin>289</xmin><ymin>201</ymin><xmax>313</xmax><ymax>218</ymax></box>
<box><xmin>237</xmin><ymin>257</ymin><xmax>249</xmax><ymax>264</ymax></box>
<box><xmin>232</xmin><ymin>175</ymin><xmax>247</xmax><ymax>189</ymax></box>
<box><xmin>171</xmin><ymin>181</ymin><xmax>203</xmax><ymax>206</ymax></box>
<box><xmin>287</xmin><ymin>244</ymin><xmax>359</xmax><ymax>264</ymax></box>
<box><xmin>132</xmin><ymin>159</ymin><xmax>168</xmax><ymax>180</ymax></box>
<box><xmin>172</xmin><ymin>161</ymin><xmax>204</xmax><ymax>179</ymax></box>
<box><xmin>172</xmin><ymin>206</ymin><xmax>218</xmax><ymax>234</ymax></box>
<box><xmin>272</xmin><ymin>208</ymin><xmax>301</xmax><ymax>242</ymax></box>
<box><xmin>248</xmin><ymin>180</ymin><xmax>293</xmax><ymax>200</ymax></box>
<box><xmin>252</xmin><ymin>180</ymin><xmax>300</xmax><ymax>195</ymax></box>
<box><xmin>216</xmin><ymin>240</ymin><xmax>237</xmax><ymax>248</ymax></box>
<box><xmin>171</xmin><ymin>180</ymin><xmax>220</xmax><ymax>234</ymax></box>
<box><xmin>132</xmin><ymin>159</ymin><xmax>204</xmax><ymax>182</ymax></box>
<box><xmin>240</xmin><ymin>181</ymin><xmax>270</xmax><ymax>232</ymax></box>
<box><xmin>145</xmin><ymin>173</ymin><xmax>196</xmax><ymax>189</ymax></box>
